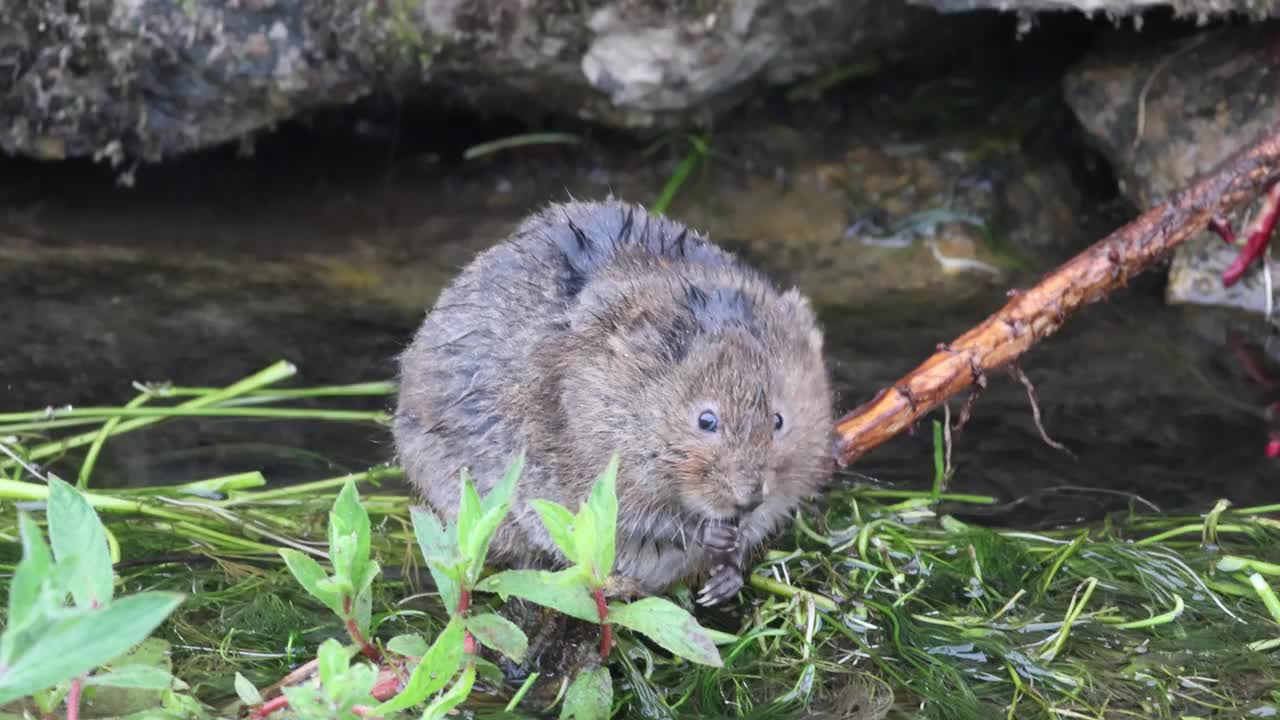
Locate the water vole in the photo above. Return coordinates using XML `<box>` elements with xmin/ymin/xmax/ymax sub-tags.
<box><xmin>393</xmin><ymin>199</ymin><xmax>834</xmax><ymax>606</ymax></box>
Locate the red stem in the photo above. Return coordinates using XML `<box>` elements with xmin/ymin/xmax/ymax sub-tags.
<box><xmin>65</xmin><ymin>677</ymin><xmax>82</xmax><ymax>720</ymax></box>
<box><xmin>593</xmin><ymin>588</ymin><xmax>612</xmax><ymax>659</ymax></box>
<box><xmin>251</xmin><ymin>695</ymin><xmax>290</xmax><ymax>719</ymax></box>
<box><xmin>345</xmin><ymin>616</ymin><xmax>383</xmax><ymax>663</ymax></box>
<box><xmin>371</xmin><ymin>668</ymin><xmax>402</xmax><ymax>702</ymax></box>
<box><xmin>1221</xmin><ymin>183</ymin><xmax>1280</xmax><ymax>286</ymax></box>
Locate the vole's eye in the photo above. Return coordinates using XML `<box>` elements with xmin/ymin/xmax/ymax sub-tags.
<box><xmin>697</xmin><ymin>410</ymin><xmax>719</xmax><ymax>433</ymax></box>
<box><xmin>773</xmin><ymin>413</ymin><xmax>784</xmax><ymax>432</ymax></box>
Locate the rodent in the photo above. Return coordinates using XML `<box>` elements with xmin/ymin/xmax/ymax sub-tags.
<box><xmin>393</xmin><ymin>199</ymin><xmax>834</xmax><ymax>606</ymax></box>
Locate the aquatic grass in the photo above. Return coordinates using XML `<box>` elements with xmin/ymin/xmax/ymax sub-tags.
<box><xmin>651</xmin><ymin>134</ymin><xmax>710</xmax><ymax>215</ymax></box>
<box><xmin>0</xmin><ymin>365</ymin><xmax>1278</xmax><ymax>718</ymax></box>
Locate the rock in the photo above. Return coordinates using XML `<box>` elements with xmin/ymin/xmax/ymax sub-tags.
<box><xmin>0</xmin><ymin>0</ymin><xmax>974</xmax><ymax>164</ymax></box>
<box><xmin>910</xmin><ymin>0</ymin><xmax>1280</xmax><ymax>20</ymax></box>
<box><xmin>1062</xmin><ymin>23</ymin><xmax>1279</xmax><ymax>315</ymax></box>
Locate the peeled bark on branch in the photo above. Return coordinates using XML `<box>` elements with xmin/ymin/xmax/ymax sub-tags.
<box><xmin>833</xmin><ymin>121</ymin><xmax>1280</xmax><ymax>468</ymax></box>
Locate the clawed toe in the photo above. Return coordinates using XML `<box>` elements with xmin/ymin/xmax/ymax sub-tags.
<box><xmin>696</xmin><ymin>564</ymin><xmax>744</xmax><ymax>607</ymax></box>
<box><xmin>703</xmin><ymin>522</ymin><xmax>740</xmax><ymax>555</ymax></box>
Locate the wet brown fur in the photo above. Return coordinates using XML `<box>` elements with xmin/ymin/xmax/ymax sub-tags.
<box><xmin>393</xmin><ymin>199</ymin><xmax>834</xmax><ymax>603</ymax></box>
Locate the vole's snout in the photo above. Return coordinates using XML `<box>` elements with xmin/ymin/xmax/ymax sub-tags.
<box><xmin>732</xmin><ymin>483</ymin><xmax>764</xmax><ymax>516</ymax></box>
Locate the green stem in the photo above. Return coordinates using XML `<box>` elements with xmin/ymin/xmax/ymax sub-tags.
<box><xmin>748</xmin><ymin>574</ymin><xmax>839</xmax><ymax>613</ymax></box>
<box><xmin>0</xmin><ymin>407</ymin><xmax>389</xmax><ymax>422</ymax></box>
<box><xmin>1</xmin><ymin>361</ymin><xmax>296</xmax><ymax>469</ymax></box>
<box><xmin>219</xmin><ymin>466</ymin><xmax>404</xmax><ymax>505</ymax></box>
<box><xmin>78</xmin><ymin>389</ymin><xmax>155</xmax><ymax>490</ymax></box>
<box><xmin>505</xmin><ymin>672</ymin><xmax>540</xmax><ymax>712</ymax></box>
<box><xmin>850</xmin><ymin>489</ymin><xmax>997</xmax><ymax>505</ymax></box>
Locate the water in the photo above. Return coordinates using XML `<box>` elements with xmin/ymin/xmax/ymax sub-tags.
<box><xmin>2</xmin><ymin>53</ymin><xmax>1276</xmax><ymax>532</ymax></box>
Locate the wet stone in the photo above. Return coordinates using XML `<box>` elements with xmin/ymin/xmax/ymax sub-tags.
<box><xmin>1063</xmin><ymin>24</ymin><xmax>1280</xmax><ymax>317</ymax></box>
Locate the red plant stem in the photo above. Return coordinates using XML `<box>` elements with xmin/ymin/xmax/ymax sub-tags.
<box><xmin>251</xmin><ymin>695</ymin><xmax>290</xmax><ymax>719</ymax></box>
<box><xmin>65</xmin><ymin>677</ymin><xmax>83</xmax><ymax>720</ymax></box>
<box><xmin>593</xmin><ymin>588</ymin><xmax>612</xmax><ymax>659</ymax></box>
<box><xmin>371</xmin><ymin>667</ymin><xmax>402</xmax><ymax>702</ymax></box>
<box><xmin>345</xmin><ymin>617</ymin><xmax>383</xmax><ymax>663</ymax></box>
<box><xmin>342</xmin><ymin>595</ymin><xmax>383</xmax><ymax>663</ymax></box>
<box><xmin>457</xmin><ymin>588</ymin><xmax>478</xmax><ymax>656</ymax></box>
<box><xmin>1220</xmin><ymin>182</ymin><xmax>1280</xmax><ymax>286</ymax></box>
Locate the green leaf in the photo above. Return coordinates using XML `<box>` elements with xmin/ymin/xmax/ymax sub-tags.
<box><xmin>278</xmin><ymin>549</ymin><xmax>342</xmax><ymax>616</ymax></box>
<box><xmin>7</xmin><ymin>513</ymin><xmax>53</xmax><ymax>635</ymax></box>
<box><xmin>83</xmin><ymin>665</ymin><xmax>174</xmax><ymax>690</ymax></box>
<box><xmin>571</xmin><ymin>505</ymin><xmax>600</xmax><ymax>584</ymax></box>
<box><xmin>465</xmin><ymin>501</ymin><xmax>514</xmax><ymax>585</ymax></box>
<box><xmin>281</xmin><ymin>682</ymin><xmax>329</xmax><ymax>719</ymax></box>
<box><xmin>455</xmin><ymin>469</ymin><xmax>483</xmax><ymax>559</ymax></box>
<box><xmin>387</xmin><ymin>634</ymin><xmax>430</xmax><ymax>659</ymax></box>
<box><xmin>481</xmin><ymin>452</ymin><xmax>525</xmax><ymax>518</ymax></box>
<box><xmin>339</xmin><ymin>661</ymin><xmax>378</xmax><ymax>708</ymax></box>
<box><xmin>530</xmin><ymin>500</ymin><xmax>579</xmax><ymax>563</ymax></box>
<box><xmin>234</xmin><ymin>672</ymin><xmax>263</xmax><ymax>705</ymax></box>
<box><xmin>422</xmin><ymin>662</ymin><xmax>476</xmax><ymax>720</ymax></box>
<box><xmin>0</xmin><ymin>591</ymin><xmax>185</xmax><ymax>705</ymax></box>
<box><xmin>47</xmin><ymin>476</ymin><xmax>114</xmax><ymax>608</ymax></box>
<box><xmin>475</xmin><ymin>569</ymin><xmax>600</xmax><ymax>623</ymax></box>
<box><xmin>586</xmin><ymin>455</ymin><xmax>619</xmax><ymax>581</ymax></box>
<box><xmin>375</xmin><ymin>617</ymin><xmax>465</xmax><ymax>715</ymax></box>
<box><xmin>411</xmin><ymin>509</ymin><xmax>462</xmax><ymax>613</ymax></box>
<box><xmin>607</xmin><ymin>597</ymin><xmax>723</xmax><ymax>667</ymax></box>
<box><xmin>317</xmin><ymin>638</ymin><xmax>351</xmax><ymax>693</ymax></box>
<box><xmin>559</xmin><ymin>666</ymin><xmax>612</xmax><ymax>720</ymax></box>
<box><xmin>329</xmin><ymin>479</ymin><xmax>373</xmax><ymax>591</ymax></box>
<box><xmin>465</xmin><ymin>613</ymin><xmax>528</xmax><ymax>663</ymax></box>
<box><xmin>470</xmin><ymin>468</ymin><xmax>521</xmax><ymax>581</ymax></box>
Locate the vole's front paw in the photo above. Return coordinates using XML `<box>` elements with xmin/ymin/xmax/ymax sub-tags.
<box><xmin>696</xmin><ymin>563</ymin><xmax>744</xmax><ymax>607</ymax></box>
<box><xmin>702</xmin><ymin>521</ymin><xmax>740</xmax><ymax>555</ymax></box>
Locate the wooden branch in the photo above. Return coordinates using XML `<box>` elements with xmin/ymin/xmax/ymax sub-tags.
<box><xmin>834</xmin><ymin>121</ymin><xmax>1280</xmax><ymax>468</ymax></box>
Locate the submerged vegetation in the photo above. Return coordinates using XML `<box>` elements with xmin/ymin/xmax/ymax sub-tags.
<box><xmin>2</xmin><ymin>361</ymin><xmax>1280</xmax><ymax>719</ymax></box>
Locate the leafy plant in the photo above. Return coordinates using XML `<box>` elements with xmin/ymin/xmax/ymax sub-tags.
<box><xmin>477</xmin><ymin>453</ymin><xmax>727</xmax><ymax>717</ymax></box>
<box><xmin>377</xmin><ymin>457</ymin><xmax>528</xmax><ymax>712</ymax></box>
<box><xmin>278</xmin><ymin>639</ymin><xmax>379</xmax><ymax>720</ymax></box>
<box><xmin>279</xmin><ymin>479</ymin><xmax>383</xmax><ymax>660</ymax></box>
<box><xmin>0</xmin><ymin>476</ymin><xmax>185</xmax><ymax>713</ymax></box>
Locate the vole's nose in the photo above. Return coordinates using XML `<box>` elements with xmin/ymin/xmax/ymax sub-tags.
<box><xmin>734</xmin><ymin>488</ymin><xmax>763</xmax><ymax>515</ymax></box>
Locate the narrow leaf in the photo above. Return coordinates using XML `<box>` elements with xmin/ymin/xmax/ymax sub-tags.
<box><xmin>475</xmin><ymin>569</ymin><xmax>599</xmax><ymax>623</ymax></box>
<box><xmin>422</xmin><ymin>662</ymin><xmax>476</xmax><ymax>720</ymax></box>
<box><xmin>481</xmin><ymin>452</ymin><xmax>525</xmax><ymax>518</ymax></box>
<box><xmin>587</xmin><ymin>455</ymin><xmax>620</xmax><ymax>581</ymax></box>
<box><xmin>47</xmin><ymin>476</ymin><xmax>114</xmax><ymax>608</ymax></box>
<box><xmin>455</xmin><ymin>469</ymin><xmax>482</xmax><ymax>556</ymax></box>
<box><xmin>7</xmin><ymin>513</ymin><xmax>53</xmax><ymax>633</ymax></box>
<box><xmin>465</xmin><ymin>502</ymin><xmax>512</xmax><ymax>583</ymax></box>
<box><xmin>465</xmin><ymin>613</ymin><xmax>529</xmax><ymax>663</ymax></box>
<box><xmin>608</xmin><ymin>597</ymin><xmax>722</xmax><ymax>667</ymax></box>
<box><xmin>411</xmin><ymin>509</ymin><xmax>462</xmax><ymax>613</ymax></box>
<box><xmin>83</xmin><ymin>665</ymin><xmax>174</xmax><ymax>690</ymax></box>
<box><xmin>572</xmin><ymin>504</ymin><xmax>600</xmax><ymax>583</ymax></box>
<box><xmin>375</xmin><ymin>617</ymin><xmax>465</xmax><ymax>714</ymax></box>
<box><xmin>279</xmin><ymin>549</ymin><xmax>342</xmax><ymax>616</ymax></box>
<box><xmin>0</xmin><ymin>591</ymin><xmax>185</xmax><ymax>705</ymax></box>
<box><xmin>234</xmin><ymin>673</ymin><xmax>263</xmax><ymax>705</ymax></box>
<box><xmin>530</xmin><ymin>500</ymin><xmax>579</xmax><ymax>563</ymax></box>
<box><xmin>329</xmin><ymin>479</ymin><xmax>372</xmax><ymax>591</ymax></box>
<box><xmin>559</xmin><ymin>666</ymin><xmax>612</xmax><ymax>720</ymax></box>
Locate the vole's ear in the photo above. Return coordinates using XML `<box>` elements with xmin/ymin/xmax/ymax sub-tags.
<box><xmin>779</xmin><ymin>287</ymin><xmax>824</xmax><ymax>354</ymax></box>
